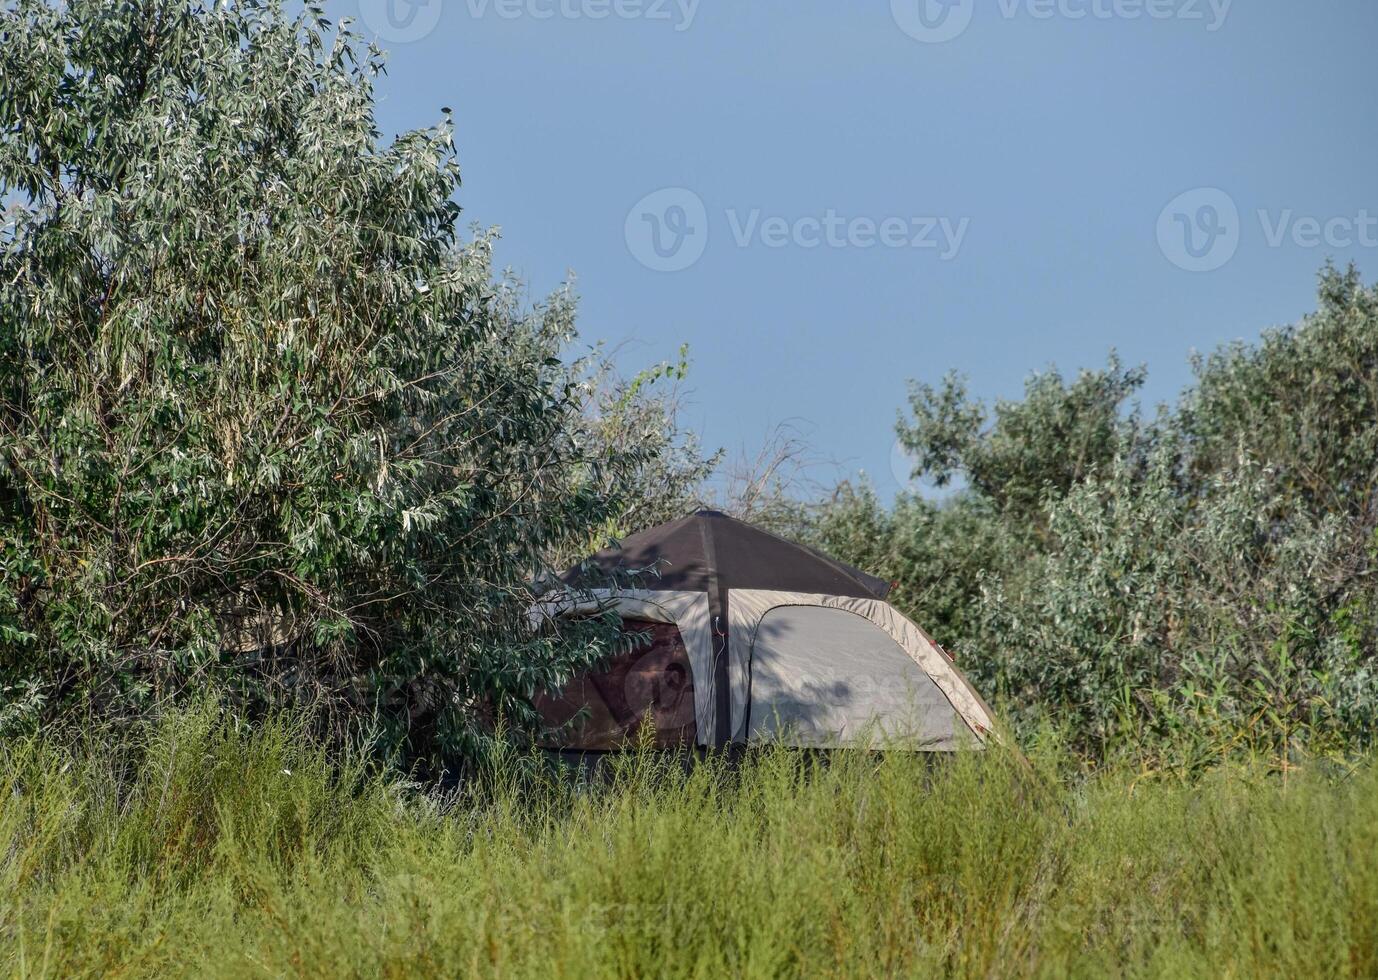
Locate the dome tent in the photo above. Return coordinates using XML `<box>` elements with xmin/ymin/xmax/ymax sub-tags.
<box><xmin>532</xmin><ymin>510</ymin><xmax>995</xmax><ymax>751</ymax></box>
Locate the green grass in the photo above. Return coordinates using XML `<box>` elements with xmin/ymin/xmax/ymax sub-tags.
<box><xmin>3</xmin><ymin>709</ymin><xmax>1376</xmax><ymax>978</ymax></box>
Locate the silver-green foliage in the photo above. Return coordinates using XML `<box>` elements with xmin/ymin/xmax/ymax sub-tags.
<box><xmin>815</xmin><ymin>267</ymin><xmax>1378</xmax><ymax>759</ymax></box>
<box><xmin>0</xmin><ymin>0</ymin><xmax>704</xmax><ymax>761</ymax></box>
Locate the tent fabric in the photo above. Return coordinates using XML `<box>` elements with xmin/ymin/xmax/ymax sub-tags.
<box><xmin>533</xmin><ymin>511</ymin><xmax>994</xmax><ymax>751</ymax></box>
<box><xmin>727</xmin><ymin>589</ymin><xmax>993</xmax><ymax>744</ymax></box>
<box><xmin>531</xmin><ymin>588</ymin><xmax>716</xmax><ymax>743</ymax></box>
<box><xmin>556</xmin><ymin>511</ymin><xmax>891</xmax><ymax>744</ymax></box>
<box><xmin>534</xmin><ymin>619</ymin><xmax>696</xmax><ymax>749</ymax></box>
<box><xmin>743</xmin><ymin>605</ymin><xmax>967</xmax><ymax>749</ymax></box>
<box><xmin>560</xmin><ymin>511</ymin><xmax>892</xmax><ymax>599</ymax></box>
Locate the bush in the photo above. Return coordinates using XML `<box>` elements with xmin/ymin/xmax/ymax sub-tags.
<box><xmin>0</xmin><ymin>1</ymin><xmax>708</xmax><ymax>766</ymax></box>
<box><xmin>810</xmin><ymin>266</ymin><xmax>1378</xmax><ymax>762</ymax></box>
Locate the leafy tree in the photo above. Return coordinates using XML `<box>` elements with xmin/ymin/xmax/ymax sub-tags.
<box><xmin>1180</xmin><ymin>263</ymin><xmax>1378</xmax><ymax>519</ymax></box>
<box><xmin>0</xmin><ymin>0</ymin><xmax>706</xmax><ymax>764</ymax></box>
<box><xmin>565</xmin><ymin>342</ymin><xmax>719</xmax><ymax>564</ymax></box>
<box><xmin>898</xmin><ymin>355</ymin><xmax>1145</xmax><ymax>527</ymax></box>
<box><xmin>815</xmin><ymin>268</ymin><xmax>1378</xmax><ymax>761</ymax></box>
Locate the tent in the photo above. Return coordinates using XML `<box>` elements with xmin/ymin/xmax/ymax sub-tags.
<box><xmin>532</xmin><ymin>510</ymin><xmax>995</xmax><ymax>752</ymax></box>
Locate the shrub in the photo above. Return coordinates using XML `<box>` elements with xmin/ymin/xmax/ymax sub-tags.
<box><xmin>0</xmin><ymin>0</ymin><xmax>707</xmax><ymax>766</ymax></box>
<box><xmin>810</xmin><ymin>266</ymin><xmax>1378</xmax><ymax>762</ymax></box>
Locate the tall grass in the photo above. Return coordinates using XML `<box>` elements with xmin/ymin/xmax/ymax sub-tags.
<box><xmin>2</xmin><ymin>709</ymin><xmax>1376</xmax><ymax>978</ymax></box>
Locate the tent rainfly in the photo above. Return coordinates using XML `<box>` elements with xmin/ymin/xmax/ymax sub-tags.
<box><xmin>532</xmin><ymin>510</ymin><xmax>995</xmax><ymax>751</ymax></box>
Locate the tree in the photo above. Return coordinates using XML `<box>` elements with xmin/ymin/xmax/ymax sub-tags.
<box><xmin>897</xmin><ymin>355</ymin><xmax>1145</xmax><ymax>527</ymax></box>
<box><xmin>816</xmin><ymin>268</ymin><xmax>1378</xmax><ymax>760</ymax></box>
<box><xmin>0</xmin><ymin>0</ymin><xmax>705</xmax><ymax>764</ymax></box>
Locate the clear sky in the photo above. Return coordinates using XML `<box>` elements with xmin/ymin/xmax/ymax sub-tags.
<box><xmin>355</xmin><ymin>0</ymin><xmax>1378</xmax><ymax>497</ymax></box>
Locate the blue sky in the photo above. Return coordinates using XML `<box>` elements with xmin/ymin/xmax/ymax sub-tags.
<box><xmin>356</xmin><ymin>0</ymin><xmax>1378</xmax><ymax>497</ymax></box>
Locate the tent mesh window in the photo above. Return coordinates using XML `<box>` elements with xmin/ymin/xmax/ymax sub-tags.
<box><xmin>535</xmin><ymin>619</ymin><xmax>696</xmax><ymax>750</ymax></box>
